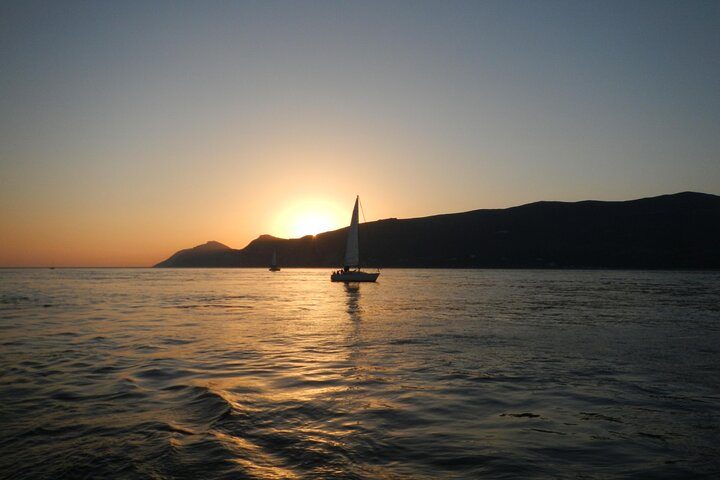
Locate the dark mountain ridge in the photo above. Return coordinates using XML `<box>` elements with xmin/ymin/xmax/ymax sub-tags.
<box><xmin>154</xmin><ymin>192</ymin><xmax>720</xmax><ymax>269</ymax></box>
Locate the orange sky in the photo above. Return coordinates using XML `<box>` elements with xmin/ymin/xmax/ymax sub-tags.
<box><xmin>1</xmin><ymin>2</ymin><xmax>718</xmax><ymax>266</ymax></box>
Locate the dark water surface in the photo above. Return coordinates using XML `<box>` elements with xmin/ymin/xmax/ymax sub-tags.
<box><xmin>1</xmin><ymin>269</ymin><xmax>719</xmax><ymax>479</ymax></box>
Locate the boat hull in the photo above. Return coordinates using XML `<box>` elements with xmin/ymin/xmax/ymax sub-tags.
<box><xmin>330</xmin><ymin>271</ymin><xmax>379</xmax><ymax>282</ymax></box>
<box><xmin>269</xmin><ymin>267</ymin><xmax>280</xmax><ymax>271</ymax></box>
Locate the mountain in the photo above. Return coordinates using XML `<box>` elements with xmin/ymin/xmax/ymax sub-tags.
<box><xmin>155</xmin><ymin>241</ymin><xmax>241</xmax><ymax>267</ymax></box>
<box><xmin>154</xmin><ymin>192</ymin><xmax>720</xmax><ymax>269</ymax></box>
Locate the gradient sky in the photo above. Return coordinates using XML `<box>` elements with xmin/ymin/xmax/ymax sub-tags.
<box><xmin>1</xmin><ymin>0</ymin><xmax>718</xmax><ymax>266</ymax></box>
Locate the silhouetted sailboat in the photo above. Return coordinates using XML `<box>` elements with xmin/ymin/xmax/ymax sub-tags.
<box><xmin>269</xmin><ymin>250</ymin><xmax>280</xmax><ymax>271</ymax></box>
<box><xmin>331</xmin><ymin>196</ymin><xmax>379</xmax><ymax>282</ymax></box>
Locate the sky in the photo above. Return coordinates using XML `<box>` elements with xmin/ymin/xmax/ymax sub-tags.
<box><xmin>1</xmin><ymin>0</ymin><xmax>718</xmax><ymax>266</ymax></box>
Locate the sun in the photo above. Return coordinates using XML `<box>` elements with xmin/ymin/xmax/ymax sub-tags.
<box><xmin>289</xmin><ymin>212</ymin><xmax>336</xmax><ymax>238</ymax></box>
<box><xmin>274</xmin><ymin>199</ymin><xmax>346</xmax><ymax>238</ymax></box>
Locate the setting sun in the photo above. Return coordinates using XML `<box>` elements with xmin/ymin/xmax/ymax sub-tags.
<box><xmin>289</xmin><ymin>212</ymin><xmax>336</xmax><ymax>238</ymax></box>
<box><xmin>274</xmin><ymin>199</ymin><xmax>346</xmax><ymax>238</ymax></box>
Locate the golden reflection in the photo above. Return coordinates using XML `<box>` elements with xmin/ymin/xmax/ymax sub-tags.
<box><xmin>212</xmin><ymin>430</ymin><xmax>301</xmax><ymax>479</ymax></box>
<box><xmin>344</xmin><ymin>282</ymin><xmax>364</xmax><ymax>385</ymax></box>
<box><xmin>344</xmin><ymin>283</ymin><xmax>362</xmax><ymax>322</ymax></box>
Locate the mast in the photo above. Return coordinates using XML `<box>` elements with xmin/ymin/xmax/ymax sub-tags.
<box><xmin>344</xmin><ymin>196</ymin><xmax>360</xmax><ymax>268</ymax></box>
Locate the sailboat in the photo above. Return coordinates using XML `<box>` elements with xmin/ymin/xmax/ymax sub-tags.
<box><xmin>331</xmin><ymin>196</ymin><xmax>380</xmax><ymax>282</ymax></box>
<box><xmin>269</xmin><ymin>250</ymin><xmax>280</xmax><ymax>271</ymax></box>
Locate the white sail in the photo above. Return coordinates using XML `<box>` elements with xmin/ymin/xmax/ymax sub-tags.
<box><xmin>271</xmin><ymin>250</ymin><xmax>277</xmax><ymax>266</ymax></box>
<box><xmin>344</xmin><ymin>196</ymin><xmax>360</xmax><ymax>267</ymax></box>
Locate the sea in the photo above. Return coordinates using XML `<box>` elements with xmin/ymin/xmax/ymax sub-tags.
<box><xmin>1</xmin><ymin>268</ymin><xmax>719</xmax><ymax>479</ymax></box>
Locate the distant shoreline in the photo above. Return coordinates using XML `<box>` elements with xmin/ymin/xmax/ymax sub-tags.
<box><xmin>153</xmin><ymin>192</ymin><xmax>720</xmax><ymax>270</ymax></box>
<box><xmin>3</xmin><ymin>266</ymin><xmax>720</xmax><ymax>272</ymax></box>
<box><xmin>5</xmin><ymin>192</ymin><xmax>718</xmax><ymax>270</ymax></box>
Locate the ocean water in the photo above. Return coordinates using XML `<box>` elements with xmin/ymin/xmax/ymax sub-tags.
<box><xmin>1</xmin><ymin>268</ymin><xmax>719</xmax><ymax>479</ymax></box>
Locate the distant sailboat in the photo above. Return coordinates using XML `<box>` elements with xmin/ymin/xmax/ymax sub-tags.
<box><xmin>269</xmin><ymin>250</ymin><xmax>280</xmax><ymax>271</ymax></box>
<box><xmin>331</xmin><ymin>196</ymin><xmax>379</xmax><ymax>282</ymax></box>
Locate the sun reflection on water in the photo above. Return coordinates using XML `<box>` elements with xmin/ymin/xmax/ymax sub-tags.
<box><xmin>3</xmin><ymin>268</ymin><xmax>719</xmax><ymax>478</ymax></box>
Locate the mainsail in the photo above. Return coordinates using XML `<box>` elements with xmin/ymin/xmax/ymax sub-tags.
<box><xmin>344</xmin><ymin>196</ymin><xmax>360</xmax><ymax>267</ymax></box>
<box><xmin>331</xmin><ymin>195</ymin><xmax>379</xmax><ymax>282</ymax></box>
<box><xmin>271</xmin><ymin>250</ymin><xmax>277</xmax><ymax>267</ymax></box>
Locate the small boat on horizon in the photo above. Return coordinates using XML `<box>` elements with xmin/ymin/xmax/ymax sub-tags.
<box><xmin>331</xmin><ymin>196</ymin><xmax>379</xmax><ymax>283</ymax></box>
<box><xmin>269</xmin><ymin>250</ymin><xmax>280</xmax><ymax>271</ymax></box>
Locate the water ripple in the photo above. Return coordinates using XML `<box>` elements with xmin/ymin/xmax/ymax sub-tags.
<box><xmin>1</xmin><ymin>268</ymin><xmax>719</xmax><ymax>479</ymax></box>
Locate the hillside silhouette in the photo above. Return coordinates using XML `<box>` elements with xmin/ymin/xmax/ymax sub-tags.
<box><xmin>155</xmin><ymin>192</ymin><xmax>720</xmax><ymax>269</ymax></box>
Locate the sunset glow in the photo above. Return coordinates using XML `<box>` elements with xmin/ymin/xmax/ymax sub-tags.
<box><xmin>288</xmin><ymin>212</ymin><xmax>336</xmax><ymax>238</ymax></box>
<box><xmin>274</xmin><ymin>200</ymin><xmax>346</xmax><ymax>239</ymax></box>
<box><xmin>0</xmin><ymin>2</ymin><xmax>717</xmax><ymax>267</ymax></box>
<box><xmin>1</xmin><ymin>3</ymin><xmax>718</xmax><ymax>479</ymax></box>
